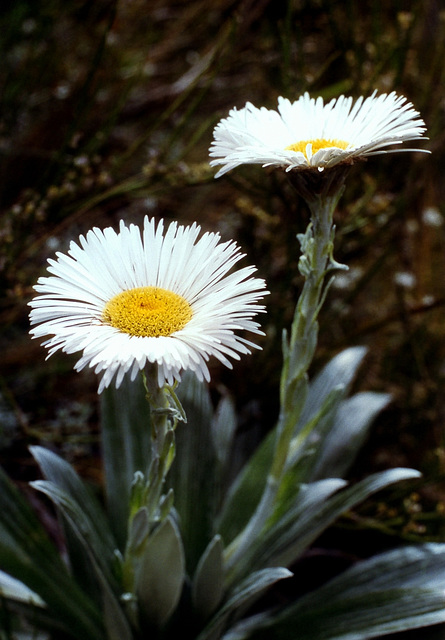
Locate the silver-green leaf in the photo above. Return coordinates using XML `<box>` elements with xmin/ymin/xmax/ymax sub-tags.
<box><xmin>192</xmin><ymin>535</ymin><xmax>224</xmax><ymax>619</ymax></box>
<box><xmin>136</xmin><ymin>515</ymin><xmax>185</xmax><ymax>627</ymax></box>
<box><xmin>197</xmin><ymin>567</ymin><xmax>292</xmax><ymax>640</ymax></box>
<box><xmin>249</xmin><ymin>543</ymin><xmax>445</xmax><ymax>640</ymax></box>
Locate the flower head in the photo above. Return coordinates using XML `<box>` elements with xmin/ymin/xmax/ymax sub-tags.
<box><xmin>29</xmin><ymin>217</ymin><xmax>267</xmax><ymax>392</ymax></box>
<box><xmin>209</xmin><ymin>91</ymin><xmax>429</xmax><ymax>178</ymax></box>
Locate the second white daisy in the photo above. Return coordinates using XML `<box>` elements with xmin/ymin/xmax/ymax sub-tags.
<box><xmin>29</xmin><ymin>217</ymin><xmax>268</xmax><ymax>392</ymax></box>
<box><xmin>209</xmin><ymin>91</ymin><xmax>429</xmax><ymax>178</ymax></box>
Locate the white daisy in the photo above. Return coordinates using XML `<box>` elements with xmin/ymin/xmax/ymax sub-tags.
<box><xmin>209</xmin><ymin>91</ymin><xmax>429</xmax><ymax>178</ymax></box>
<box><xmin>29</xmin><ymin>217</ymin><xmax>268</xmax><ymax>392</ymax></box>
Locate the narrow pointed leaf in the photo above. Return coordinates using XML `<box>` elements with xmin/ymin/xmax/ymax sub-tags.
<box><xmin>311</xmin><ymin>391</ymin><xmax>392</xmax><ymax>481</ymax></box>
<box><xmin>30</xmin><ymin>446</ymin><xmax>116</xmax><ymax>557</ymax></box>
<box><xmin>30</xmin><ymin>479</ymin><xmax>116</xmax><ymax>587</ymax></box>
<box><xmin>0</xmin><ymin>570</ymin><xmax>45</xmax><ymax>606</ymax></box>
<box><xmin>217</xmin><ymin>430</ymin><xmax>275</xmax><ymax>545</ymax></box>
<box><xmin>218</xmin><ymin>348</ymin><xmax>368</xmax><ymax>544</ymax></box>
<box><xmin>264</xmin><ymin>468</ymin><xmax>421</xmax><ymax>570</ymax></box>
<box><xmin>296</xmin><ymin>347</ymin><xmax>368</xmax><ymax>435</ymax></box>
<box><xmin>227</xmin><ymin>469</ymin><xmax>420</xmax><ymax>580</ymax></box>
<box><xmin>31</xmin><ymin>478</ymin><xmax>131</xmax><ymax>639</ymax></box>
<box><xmin>192</xmin><ymin>535</ymin><xmax>224</xmax><ymax>619</ymax></box>
<box><xmin>227</xmin><ymin>479</ymin><xmax>345</xmax><ymax>584</ymax></box>
<box><xmin>285</xmin><ymin>385</ymin><xmax>346</xmax><ymax>481</ymax></box>
<box><xmin>251</xmin><ymin>544</ymin><xmax>445</xmax><ymax>640</ymax></box>
<box><xmin>31</xmin><ymin>446</ymin><xmax>117</xmax><ymax>602</ymax></box>
<box><xmin>197</xmin><ymin>568</ymin><xmax>292</xmax><ymax>640</ymax></box>
<box><xmin>97</xmin><ymin>561</ymin><xmax>134</xmax><ymax>640</ymax></box>
<box><xmin>0</xmin><ymin>466</ymin><xmax>104</xmax><ymax>639</ymax></box>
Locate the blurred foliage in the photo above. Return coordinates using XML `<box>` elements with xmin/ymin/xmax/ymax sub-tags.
<box><xmin>1</xmin><ymin>0</ymin><xmax>445</xmax><ymax>543</ymax></box>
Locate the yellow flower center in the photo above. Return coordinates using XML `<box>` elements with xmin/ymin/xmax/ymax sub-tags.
<box><xmin>102</xmin><ymin>286</ymin><xmax>193</xmax><ymax>337</ymax></box>
<box><xmin>286</xmin><ymin>138</ymin><xmax>349</xmax><ymax>160</ymax></box>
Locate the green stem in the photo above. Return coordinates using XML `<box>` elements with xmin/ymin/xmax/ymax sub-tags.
<box><xmin>141</xmin><ymin>365</ymin><xmax>183</xmax><ymax>520</ymax></box>
<box><xmin>122</xmin><ymin>365</ymin><xmax>185</xmax><ymax>597</ymax></box>
<box><xmin>273</xmin><ymin>191</ymin><xmax>345</xmax><ymax>477</ymax></box>
<box><xmin>224</xmin><ymin>188</ymin><xmax>346</xmax><ymax>578</ymax></box>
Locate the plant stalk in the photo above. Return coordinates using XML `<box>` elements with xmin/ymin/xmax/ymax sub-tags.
<box><xmin>224</xmin><ymin>170</ymin><xmax>349</xmax><ymax>578</ymax></box>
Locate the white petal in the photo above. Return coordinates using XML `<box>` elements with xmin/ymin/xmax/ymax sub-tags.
<box><xmin>210</xmin><ymin>91</ymin><xmax>429</xmax><ymax>176</ymax></box>
<box><xmin>29</xmin><ymin>218</ymin><xmax>268</xmax><ymax>392</ymax></box>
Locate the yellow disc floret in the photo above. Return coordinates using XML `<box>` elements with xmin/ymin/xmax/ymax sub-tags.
<box><xmin>102</xmin><ymin>286</ymin><xmax>193</xmax><ymax>337</ymax></box>
<box><xmin>286</xmin><ymin>138</ymin><xmax>349</xmax><ymax>160</ymax></box>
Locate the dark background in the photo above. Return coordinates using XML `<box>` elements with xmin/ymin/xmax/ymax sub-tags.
<box><xmin>1</xmin><ymin>0</ymin><xmax>445</xmax><ymax>555</ymax></box>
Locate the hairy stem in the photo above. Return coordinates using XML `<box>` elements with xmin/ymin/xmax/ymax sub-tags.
<box><xmin>224</xmin><ymin>185</ymin><xmax>347</xmax><ymax>580</ymax></box>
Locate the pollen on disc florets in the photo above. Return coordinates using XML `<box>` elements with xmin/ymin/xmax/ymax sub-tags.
<box><xmin>102</xmin><ymin>286</ymin><xmax>193</xmax><ymax>338</ymax></box>
<box><xmin>285</xmin><ymin>138</ymin><xmax>350</xmax><ymax>159</ymax></box>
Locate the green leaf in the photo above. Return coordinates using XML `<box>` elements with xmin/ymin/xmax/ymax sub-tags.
<box><xmin>269</xmin><ymin>477</ymin><xmax>347</xmax><ymax>536</ymax></box>
<box><xmin>30</xmin><ymin>445</ymin><xmax>117</xmax><ymax>603</ymax></box>
<box><xmin>0</xmin><ymin>570</ymin><xmax>45</xmax><ymax>607</ymax></box>
<box><xmin>30</xmin><ymin>478</ymin><xmax>115</xmax><ymax>586</ymax></box>
<box><xmin>30</xmin><ymin>446</ymin><xmax>116</xmax><ymax>559</ymax></box>
<box><xmin>226</xmin><ymin>478</ymin><xmax>345</xmax><ymax>585</ymax></box>
<box><xmin>310</xmin><ymin>391</ymin><xmax>391</xmax><ymax>481</ymax></box>
<box><xmin>169</xmin><ymin>372</ymin><xmax>219</xmax><ymax>572</ymax></box>
<box><xmin>284</xmin><ymin>347</ymin><xmax>371</xmax><ymax>482</ymax></box>
<box><xmin>100</xmin><ymin>374</ymin><xmax>152</xmax><ymax>548</ymax></box>
<box><xmin>211</xmin><ymin>394</ymin><xmax>237</xmax><ymax>477</ymax></box>
<box><xmin>296</xmin><ymin>347</ymin><xmax>368</xmax><ymax>436</ymax></box>
<box><xmin>217</xmin><ymin>348</ymin><xmax>369</xmax><ymax>544</ymax></box>
<box><xmin>263</xmin><ymin>468</ymin><xmax>421</xmax><ymax>570</ymax></box>
<box><xmin>250</xmin><ymin>543</ymin><xmax>445</xmax><ymax>640</ymax></box>
<box><xmin>127</xmin><ymin>506</ymin><xmax>150</xmax><ymax>552</ymax></box>
<box><xmin>97</xmin><ymin>565</ymin><xmax>134</xmax><ymax>640</ymax></box>
<box><xmin>136</xmin><ymin>515</ymin><xmax>185</xmax><ymax>628</ymax></box>
<box><xmin>0</xmin><ymin>466</ymin><xmax>104</xmax><ymax>640</ymax></box>
<box><xmin>196</xmin><ymin>567</ymin><xmax>292</xmax><ymax>640</ymax></box>
<box><xmin>30</xmin><ymin>478</ymin><xmax>132</xmax><ymax>640</ymax></box>
<box><xmin>227</xmin><ymin>468</ymin><xmax>420</xmax><ymax>582</ymax></box>
<box><xmin>217</xmin><ymin>430</ymin><xmax>275</xmax><ymax>545</ymax></box>
<box><xmin>192</xmin><ymin>535</ymin><xmax>224</xmax><ymax>619</ymax></box>
<box><xmin>285</xmin><ymin>384</ymin><xmax>345</xmax><ymax>483</ymax></box>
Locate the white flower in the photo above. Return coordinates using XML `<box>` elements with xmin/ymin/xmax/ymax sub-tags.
<box><xmin>209</xmin><ymin>91</ymin><xmax>429</xmax><ymax>178</ymax></box>
<box><xmin>29</xmin><ymin>217</ymin><xmax>268</xmax><ymax>392</ymax></box>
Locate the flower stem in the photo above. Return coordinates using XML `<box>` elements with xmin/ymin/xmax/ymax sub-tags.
<box><xmin>272</xmin><ymin>190</ymin><xmax>346</xmax><ymax>478</ymax></box>
<box><xmin>224</xmin><ymin>184</ymin><xmax>347</xmax><ymax>578</ymax></box>
<box><xmin>141</xmin><ymin>365</ymin><xmax>185</xmax><ymax>520</ymax></box>
<box><xmin>122</xmin><ymin>365</ymin><xmax>185</xmax><ymax>596</ymax></box>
